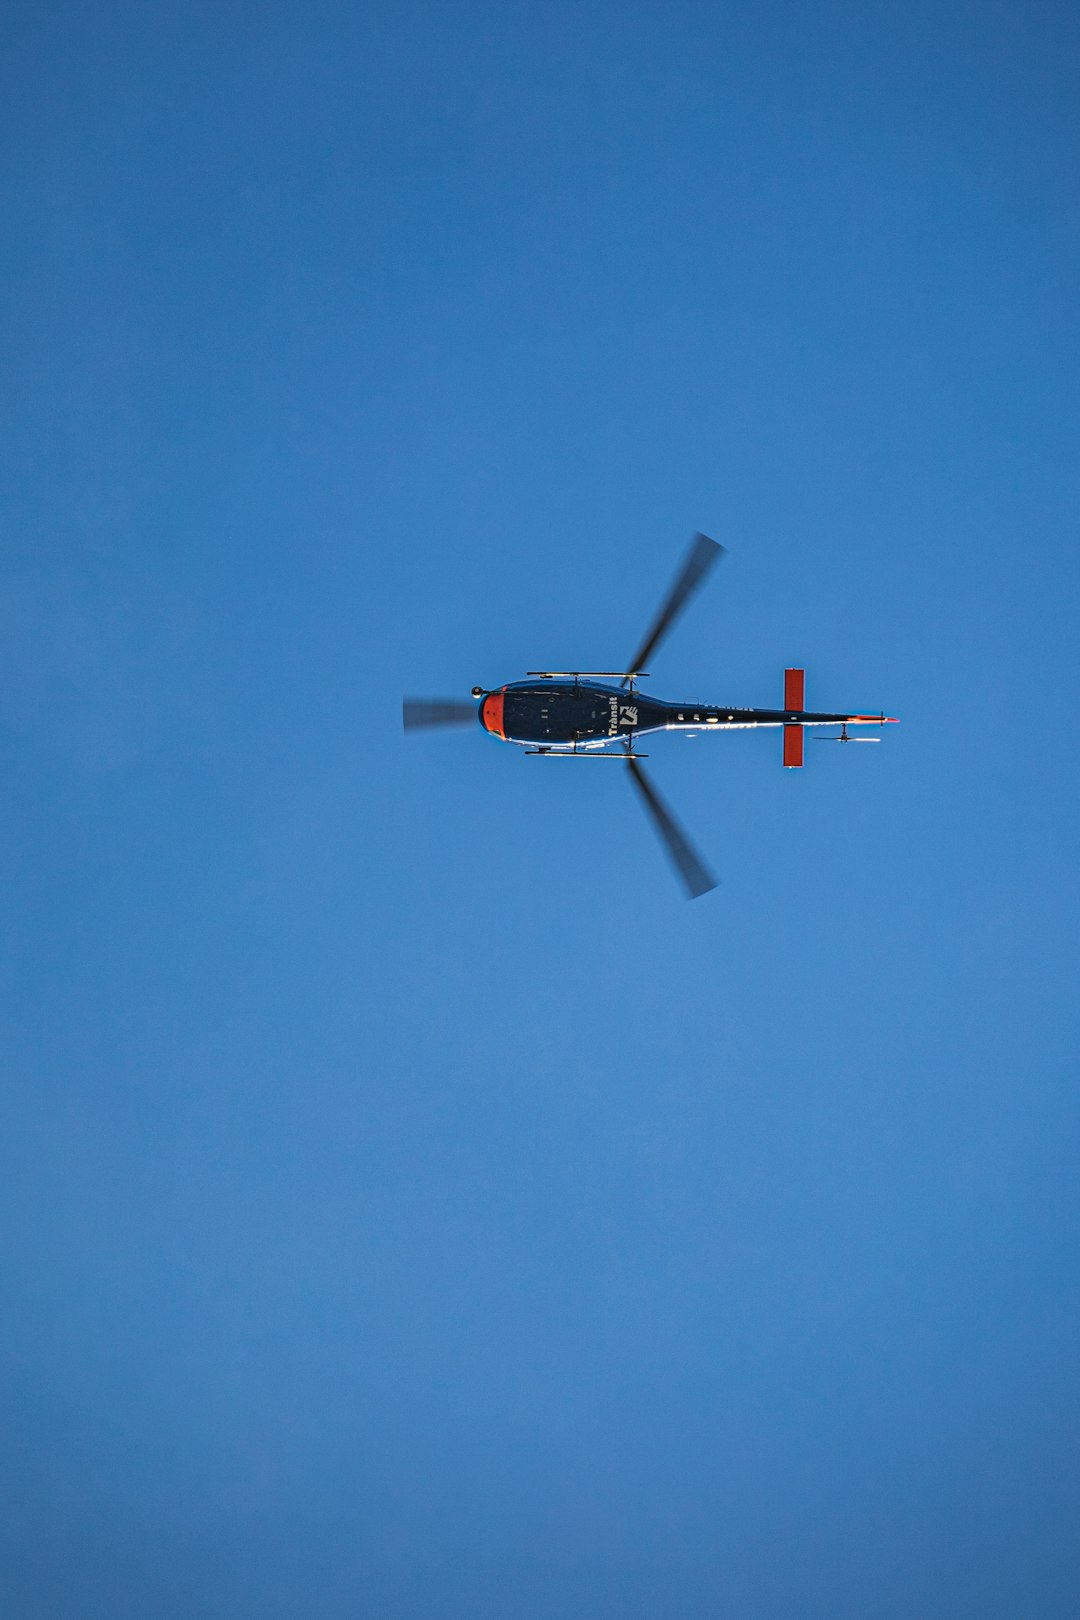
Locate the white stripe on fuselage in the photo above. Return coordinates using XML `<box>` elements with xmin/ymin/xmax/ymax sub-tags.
<box><xmin>505</xmin><ymin>717</ymin><xmax>868</xmax><ymax>748</ymax></box>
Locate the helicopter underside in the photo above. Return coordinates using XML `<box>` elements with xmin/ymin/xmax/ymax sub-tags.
<box><xmin>480</xmin><ymin>681</ymin><xmax>871</xmax><ymax>748</ymax></box>
<box><xmin>405</xmin><ymin>534</ymin><xmax>896</xmax><ymax>896</ymax></box>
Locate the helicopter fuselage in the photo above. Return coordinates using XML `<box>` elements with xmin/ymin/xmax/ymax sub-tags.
<box><xmin>478</xmin><ymin>680</ymin><xmax>887</xmax><ymax>748</ymax></box>
<box><xmin>406</xmin><ymin>535</ymin><xmax>897</xmax><ymax>894</ymax></box>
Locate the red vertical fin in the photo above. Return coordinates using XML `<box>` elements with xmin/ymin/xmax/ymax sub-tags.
<box><xmin>783</xmin><ymin>670</ymin><xmax>805</xmax><ymax>766</ymax></box>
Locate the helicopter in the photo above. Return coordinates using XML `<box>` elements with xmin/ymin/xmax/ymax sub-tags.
<box><xmin>403</xmin><ymin>534</ymin><xmax>897</xmax><ymax>898</ymax></box>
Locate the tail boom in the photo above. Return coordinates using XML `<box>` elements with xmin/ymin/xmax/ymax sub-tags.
<box><xmin>781</xmin><ymin>669</ymin><xmax>896</xmax><ymax>763</ymax></box>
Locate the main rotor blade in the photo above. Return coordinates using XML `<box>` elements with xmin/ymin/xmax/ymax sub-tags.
<box><xmin>402</xmin><ymin>697</ymin><xmax>478</xmax><ymax>732</ymax></box>
<box><xmin>625</xmin><ymin>532</ymin><xmax>724</xmax><ymax>679</ymax></box>
<box><xmin>625</xmin><ymin>757</ymin><xmax>718</xmax><ymax>900</ymax></box>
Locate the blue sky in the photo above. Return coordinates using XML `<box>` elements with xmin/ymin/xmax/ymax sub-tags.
<box><xmin>2</xmin><ymin>1</ymin><xmax>1079</xmax><ymax>1615</ymax></box>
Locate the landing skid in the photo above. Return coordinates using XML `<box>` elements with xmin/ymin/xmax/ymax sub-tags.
<box><xmin>526</xmin><ymin>670</ymin><xmax>651</xmax><ymax>693</ymax></box>
<box><xmin>525</xmin><ymin>743</ymin><xmax>649</xmax><ymax>760</ymax></box>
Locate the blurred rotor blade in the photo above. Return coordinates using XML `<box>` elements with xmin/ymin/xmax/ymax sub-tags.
<box><xmin>402</xmin><ymin>697</ymin><xmax>478</xmax><ymax>732</ymax></box>
<box><xmin>624</xmin><ymin>532</ymin><xmax>724</xmax><ymax>680</ymax></box>
<box><xmin>626</xmin><ymin>757</ymin><xmax>718</xmax><ymax>900</ymax></box>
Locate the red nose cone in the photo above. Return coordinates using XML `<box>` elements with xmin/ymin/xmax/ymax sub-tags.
<box><xmin>481</xmin><ymin>690</ymin><xmax>506</xmax><ymax>739</ymax></box>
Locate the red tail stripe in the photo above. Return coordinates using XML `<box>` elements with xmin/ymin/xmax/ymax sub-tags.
<box><xmin>784</xmin><ymin>668</ymin><xmax>805</xmax><ymax>710</ymax></box>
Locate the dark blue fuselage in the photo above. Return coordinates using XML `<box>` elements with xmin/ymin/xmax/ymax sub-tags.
<box><xmin>480</xmin><ymin>680</ymin><xmax>862</xmax><ymax>748</ymax></box>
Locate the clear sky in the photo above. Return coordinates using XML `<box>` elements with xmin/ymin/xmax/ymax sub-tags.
<box><xmin>2</xmin><ymin>1</ymin><xmax>1079</xmax><ymax>1615</ymax></box>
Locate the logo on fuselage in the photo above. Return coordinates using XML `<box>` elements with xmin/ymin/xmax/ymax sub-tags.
<box><xmin>608</xmin><ymin>696</ymin><xmax>638</xmax><ymax>735</ymax></box>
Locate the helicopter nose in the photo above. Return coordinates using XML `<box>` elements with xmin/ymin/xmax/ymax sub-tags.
<box><xmin>480</xmin><ymin>690</ymin><xmax>506</xmax><ymax>740</ymax></box>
